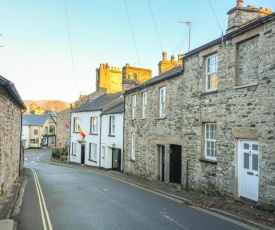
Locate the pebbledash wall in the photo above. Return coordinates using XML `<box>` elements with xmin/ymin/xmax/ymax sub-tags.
<box><xmin>0</xmin><ymin>76</ymin><xmax>26</xmax><ymax>196</ymax></box>
<box><xmin>124</xmin><ymin>4</ymin><xmax>275</xmax><ymax>209</ymax></box>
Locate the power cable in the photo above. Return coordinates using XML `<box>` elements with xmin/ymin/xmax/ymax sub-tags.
<box><xmin>123</xmin><ymin>0</ymin><xmax>141</xmax><ymax>66</ymax></box>
<box><xmin>207</xmin><ymin>0</ymin><xmax>223</xmax><ymax>35</ymax></box>
<box><xmin>147</xmin><ymin>0</ymin><xmax>163</xmax><ymax>52</ymax></box>
<box><xmin>65</xmin><ymin>0</ymin><xmax>77</xmax><ymax>94</ymax></box>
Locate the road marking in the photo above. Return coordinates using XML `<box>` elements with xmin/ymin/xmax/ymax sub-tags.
<box><xmin>30</xmin><ymin>168</ymin><xmax>53</xmax><ymax>230</ymax></box>
<box><xmin>192</xmin><ymin>206</ymin><xmax>258</xmax><ymax>230</ymax></box>
<box><xmin>38</xmin><ymin>154</ymin><xmax>260</xmax><ymax>230</ymax></box>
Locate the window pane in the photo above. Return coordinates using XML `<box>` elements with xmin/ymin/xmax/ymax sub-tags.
<box><xmin>252</xmin><ymin>154</ymin><xmax>258</xmax><ymax>171</ymax></box>
<box><xmin>244</xmin><ymin>143</ymin><xmax>249</xmax><ymax>149</ymax></box>
<box><xmin>244</xmin><ymin>152</ymin><xmax>249</xmax><ymax>169</ymax></box>
<box><xmin>252</xmin><ymin>144</ymin><xmax>258</xmax><ymax>151</ymax></box>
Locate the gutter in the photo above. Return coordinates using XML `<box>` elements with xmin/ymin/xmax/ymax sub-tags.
<box><xmin>124</xmin><ymin>70</ymin><xmax>183</xmax><ymax>95</ymax></box>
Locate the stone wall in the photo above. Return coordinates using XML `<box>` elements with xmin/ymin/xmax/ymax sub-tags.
<box><xmin>0</xmin><ymin>86</ymin><xmax>22</xmax><ymax>196</ymax></box>
<box><xmin>56</xmin><ymin>108</ymin><xmax>71</xmax><ymax>148</ymax></box>
<box><xmin>124</xmin><ymin>16</ymin><xmax>275</xmax><ymax>208</ymax></box>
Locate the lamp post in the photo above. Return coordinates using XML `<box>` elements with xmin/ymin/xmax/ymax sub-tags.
<box><xmin>178</xmin><ymin>19</ymin><xmax>191</xmax><ymax>52</ymax></box>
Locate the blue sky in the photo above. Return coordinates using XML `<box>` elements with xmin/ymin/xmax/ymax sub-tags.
<box><xmin>0</xmin><ymin>0</ymin><xmax>274</xmax><ymax>102</ymax></box>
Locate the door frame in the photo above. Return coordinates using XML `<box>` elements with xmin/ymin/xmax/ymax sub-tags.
<box><xmin>159</xmin><ymin>145</ymin><xmax>165</xmax><ymax>182</ymax></box>
<box><xmin>238</xmin><ymin>139</ymin><xmax>259</xmax><ymax>201</ymax></box>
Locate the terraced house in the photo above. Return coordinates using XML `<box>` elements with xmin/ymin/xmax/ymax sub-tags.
<box><xmin>0</xmin><ymin>75</ymin><xmax>26</xmax><ymax>196</ymax></box>
<box><xmin>124</xmin><ymin>1</ymin><xmax>275</xmax><ymax>209</ymax></box>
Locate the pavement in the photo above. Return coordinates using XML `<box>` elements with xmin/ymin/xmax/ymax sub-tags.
<box><xmin>0</xmin><ymin>149</ymin><xmax>274</xmax><ymax>230</ymax></box>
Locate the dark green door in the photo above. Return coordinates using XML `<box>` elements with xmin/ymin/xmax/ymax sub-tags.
<box><xmin>81</xmin><ymin>145</ymin><xmax>85</xmax><ymax>164</ymax></box>
<box><xmin>170</xmin><ymin>145</ymin><xmax>181</xmax><ymax>183</ymax></box>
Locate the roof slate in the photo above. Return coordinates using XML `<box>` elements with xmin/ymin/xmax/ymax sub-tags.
<box><xmin>73</xmin><ymin>93</ymin><xmax>122</xmax><ymax>112</ymax></box>
<box><xmin>0</xmin><ymin>75</ymin><xmax>26</xmax><ymax>110</ymax></box>
<box><xmin>22</xmin><ymin>114</ymin><xmax>50</xmax><ymax>126</ymax></box>
<box><xmin>102</xmin><ymin>103</ymin><xmax>124</xmax><ymax>115</ymax></box>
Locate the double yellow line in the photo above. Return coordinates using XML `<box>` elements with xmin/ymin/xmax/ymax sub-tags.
<box><xmin>30</xmin><ymin>168</ymin><xmax>53</xmax><ymax>230</ymax></box>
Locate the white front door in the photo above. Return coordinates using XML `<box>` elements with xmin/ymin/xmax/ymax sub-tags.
<box><xmin>240</xmin><ymin>140</ymin><xmax>259</xmax><ymax>201</ymax></box>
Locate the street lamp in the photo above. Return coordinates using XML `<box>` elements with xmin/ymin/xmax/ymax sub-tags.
<box><xmin>178</xmin><ymin>19</ymin><xmax>191</xmax><ymax>52</ymax></box>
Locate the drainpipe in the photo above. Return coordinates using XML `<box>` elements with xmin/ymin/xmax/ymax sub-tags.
<box><xmin>99</xmin><ymin>112</ymin><xmax>103</xmax><ymax>169</ymax></box>
<box><xmin>186</xmin><ymin>159</ymin><xmax>190</xmax><ymax>192</ymax></box>
<box><xmin>122</xmin><ymin>94</ymin><xmax>125</xmax><ymax>173</ymax></box>
<box><xmin>19</xmin><ymin>109</ymin><xmax>27</xmax><ymax>176</ymax></box>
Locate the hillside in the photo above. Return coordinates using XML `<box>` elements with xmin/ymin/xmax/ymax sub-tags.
<box><xmin>23</xmin><ymin>100</ymin><xmax>70</xmax><ymax>114</ymax></box>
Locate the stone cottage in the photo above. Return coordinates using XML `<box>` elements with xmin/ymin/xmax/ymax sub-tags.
<box><xmin>123</xmin><ymin>1</ymin><xmax>275</xmax><ymax>209</ymax></box>
<box><xmin>0</xmin><ymin>75</ymin><xmax>26</xmax><ymax>196</ymax></box>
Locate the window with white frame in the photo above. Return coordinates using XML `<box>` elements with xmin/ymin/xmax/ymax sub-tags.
<box><xmin>44</xmin><ymin>127</ymin><xmax>48</xmax><ymax>135</ymax></box>
<box><xmin>205</xmin><ymin>123</ymin><xmax>217</xmax><ymax>161</ymax></box>
<box><xmin>89</xmin><ymin>143</ymin><xmax>97</xmax><ymax>161</ymax></box>
<box><xmin>131</xmin><ymin>133</ymin><xmax>135</xmax><ymax>160</ymax></box>
<box><xmin>132</xmin><ymin>95</ymin><xmax>136</xmax><ymax>118</ymax></box>
<box><xmin>142</xmin><ymin>92</ymin><xmax>147</xmax><ymax>118</ymax></box>
<box><xmin>102</xmin><ymin>146</ymin><xmax>105</xmax><ymax>158</ymax></box>
<box><xmin>72</xmin><ymin>142</ymin><xmax>76</xmax><ymax>155</ymax></box>
<box><xmin>48</xmin><ymin>136</ymin><xmax>56</xmax><ymax>146</ymax></box>
<box><xmin>109</xmin><ymin>116</ymin><xmax>115</xmax><ymax>135</ymax></box>
<box><xmin>74</xmin><ymin>117</ymin><xmax>80</xmax><ymax>132</ymax></box>
<box><xmin>159</xmin><ymin>86</ymin><xmax>166</xmax><ymax>117</ymax></box>
<box><xmin>206</xmin><ymin>54</ymin><xmax>218</xmax><ymax>91</ymax></box>
<box><xmin>90</xmin><ymin>117</ymin><xmax>98</xmax><ymax>134</ymax></box>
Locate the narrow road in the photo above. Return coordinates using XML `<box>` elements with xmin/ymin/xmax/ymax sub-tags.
<box><xmin>12</xmin><ymin>150</ymin><xmax>257</xmax><ymax>230</ymax></box>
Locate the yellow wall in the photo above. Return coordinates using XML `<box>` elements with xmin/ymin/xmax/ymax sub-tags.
<box><xmin>158</xmin><ymin>52</ymin><xmax>182</xmax><ymax>74</ymax></box>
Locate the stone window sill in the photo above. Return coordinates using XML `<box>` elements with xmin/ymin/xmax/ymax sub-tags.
<box><xmin>89</xmin><ymin>133</ymin><xmax>98</xmax><ymax>136</ymax></box>
<box><xmin>157</xmin><ymin>117</ymin><xmax>166</xmax><ymax>120</ymax></box>
<box><xmin>140</xmin><ymin>118</ymin><xmax>147</xmax><ymax>120</ymax></box>
<box><xmin>130</xmin><ymin>158</ymin><xmax>136</xmax><ymax>162</ymax></box>
<box><xmin>200</xmin><ymin>89</ymin><xmax>218</xmax><ymax>96</ymax></box>
<box><xmin>234</xmin><ymin>82</ymin><xmax>258</xmax><ymax>89</ymax></box>
<box><xmin>108</xmin><ymin>134</ymin><xmax>115</xmax><ymax>137</ymax></box>
<box><xmin>199</xmin><ymin>158</ymin><xmax>217</xmax><ymax>165</ymax></box>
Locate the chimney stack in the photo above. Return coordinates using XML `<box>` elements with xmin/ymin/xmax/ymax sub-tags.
<box><xmin>236</xmin><ymin>0</ymin><xmax>244</xmax><ymax>7</ymax></box>
<box><xmin>162</xmin><ymin>52</ymin><xmax>167</xmax><ymax>61</ymax></box>
<box><xmin>227</xmin><ymin>1</ymin><xmax>273</xmax><ymax>34</ymax></box>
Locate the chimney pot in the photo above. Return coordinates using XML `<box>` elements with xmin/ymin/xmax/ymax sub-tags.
<box><xmin>171</xmin><ymin>55</ymin><xmax>175</xmax><ymax>61</ymax></box>
<box><xmin>236</xmin><ymin>0</ymin><xmax>244</xmax><ymax>7</ymax></box>
<box><xmin>162</xmin><ymin>52</ymin><xmax>167</xmax><ymax>61</ymax></box>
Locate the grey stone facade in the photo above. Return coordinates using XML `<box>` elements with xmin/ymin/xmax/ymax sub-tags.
<box><xmin>0</xmin><ymin>76</ymin><xmax>26</xmax><ymax>196</ymax></box>
<box><xmin>56</xmin><ymin>108</ymin><xmax>71</xmax><ymax>148</ymax></box>
<box><xmin>124</xmin><ymin>7</ymin><xmax>275</xmax><ymax>209</ymax></box>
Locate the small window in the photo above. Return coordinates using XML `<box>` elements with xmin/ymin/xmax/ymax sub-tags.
<box><xmin>131</xmin><ymin>133</ymin><xmax>135</xmax><ymax>160</ymax></box>
<box><xmin>44</xmin><ymin>127</ymin><xmax>48</xmax><ymax>135</ymax></box>
<box><xmin>205</xmin><ymin>123</ymin><xmax>217</xmax><ymax>161</ymax></box>
<box><xmin>132</xmin><ymin>95</ymin><xmax>136</xmax><ymax>118</ymax></box>
<box><xmin>142</xmin><ymin>92</ymin><xmax>147</xmax><ymax>118</ymax></box>
<box><xmin>72</xmin><ymin>142</ymin><xmax>77</xmax><ymax>155</ymax></box>
<box><xmin>49</xmin><ymin>125</ymin><xmax>55</xmax><ymax>134</ymax></box>
<box><xmin>74</xmin><ymin>117</ymin><xmax>80</xmax><ymax>132</ymax></box>
<box><xmin>206</xmin><ymin>54</ymin><xmax>218</xmax><ymax>91</ymax></box>
<box><xmin>90</xmin><ymin>117</ymin><xmax>98</xmax><ymax>134</ymax></box>
<box><xmin>159</xmin><ymin>87</ymin><xmax>166</xmax><ymax>117</ymax></box>
<box><xmin>34</xmin><ymin>129</ymin><xmax>38</xmax><ymax>135</ymax></box>
<box><xmin>109</xmin><ymin>116</ymin><xmax>115</xmax><ymax>135</ymax></box>
<box><xmin>89</xmin><ymin>143</ymin><xmax>97</xmax><ymax>162</ymax></box>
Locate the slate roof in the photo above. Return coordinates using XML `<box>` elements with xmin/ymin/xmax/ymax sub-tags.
<box><xmin>0</xmin><ymin>75</ymin><xmax>26</xmax><ymax>110</ymax></box>
<box><xmin>22</xmin><ymin>117</ymin><xmax>30</xmax><ymax>126</ymax></box>
<box><xmin>102</xmin><ymin>102</ymin><xmax>124</xmax><ymax>115</ymax></box>
<box><xmin>124</xmin><ymin>66</ymin><xmax>183</xmax><ymax>94</ymax></box>
<box><xmin>73</xmin><ymin>93</ymin><xmax>122</xmax><ymax>112</ymax></box>
<box><xmin>22</xmin><ymin>114</ymin><xmax>49</xmax><ymax>126</ymax></box>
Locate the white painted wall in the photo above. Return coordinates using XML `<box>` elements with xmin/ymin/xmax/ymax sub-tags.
<box><xmin>70</xmin><ymin>110</ymin><xmax>101</xmax><ymax>168</ymax></box>
<box><xmin>22</xmin><ymin>125</ymin><xmax>30</xmax><ymax>149</ymax></box>
<box><xmin>101</xmin><ymin>112</ymin><xmax>124</xmax><ymax>170</ymax></box>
